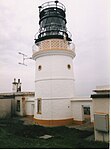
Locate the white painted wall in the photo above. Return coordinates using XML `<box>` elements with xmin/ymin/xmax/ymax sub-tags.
<box><xmin>26</xmin><ymin>97</ymin><xmax>34</xmax><ymax>116</ymax></box>
<box><xmin>34</xmin><ymin>49</ymin><xmax>75</xmax><ymax>121</ymax></box>
<box><xmin>15</xmin><ymin>96</ymin><xmax>35</xmax><ymax>116</ymax></box>
<box><xmin>71</xmin><ymin>98</ymin><xmax>93</xmax><ymax>122</ymax></box>
<box><xmin>35</xmin><ymin>54</ymin><xmax>75</xmax><ymax>97</ymax></box>
<box><xmin>35</xmin><ymin>80</ymin><xmax>75</xmax><ymax>98</ymax></box>
<box><xmin>35</xmin><ymin>98</ymin><xmax>72</xmax><ymax>120</ymax></box>
<box><xmin>93</xmin><ymin>98</ymin><xmax>109</xmax><ymax>114</ymax></box>
<box><xmin>35</xmin><ymin>55</ymin><xmax>75</xmax><ymax>88</ymax></box>
<box><xmin>93</xmin><ymin>98</ymin><xmax>110</xmax><ymax>142</ymax></box>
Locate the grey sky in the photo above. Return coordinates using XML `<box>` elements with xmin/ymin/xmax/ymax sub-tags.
<box><xmin>0</xmin><ymin>0</ymin><xmax>110</xmax><ymax>96</ymax></box>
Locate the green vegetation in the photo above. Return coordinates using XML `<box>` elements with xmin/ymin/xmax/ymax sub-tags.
<box><xmin>0</xmin><ymin>118</ymin><xmax>109</xmax><ymax>149</ymax></box>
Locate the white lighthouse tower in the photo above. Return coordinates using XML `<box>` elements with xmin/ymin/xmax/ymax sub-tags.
<box><xmin>32</xmin><ymin>0</ymin><xmax>76</xmax><ymax>126</ymax></box>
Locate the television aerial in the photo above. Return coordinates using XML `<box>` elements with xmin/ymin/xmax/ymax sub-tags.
<box><xmin>18</xmin><ymin>52</ymin><xmax>33</xmax><ymax>66</ymax></box>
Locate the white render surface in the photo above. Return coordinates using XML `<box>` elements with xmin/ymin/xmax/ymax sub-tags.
<box><xmin>93</xmin><ymin>97</ymin><xmax>110</xmax><ymax>142</ymax></box>
<box><xmin>35</xmin><ymin>80</ymin><xmax>75</xmax><ymax>98</ymax></box>
<box><xmin>25</xmin><ymin>97</ymin><xmax>34</xmax><ymax>116</ymax></box>
<box><xmin>15</xmin><ymin>96</ymin><xmax>34</xmax><ymax>116</ymax></box>
<box><xmin>71</xmin><ymin>98</ymin><xmax>93</xmax><ymax>122</ymax></box>
<box><xmin>34</xmin><ymin>98</ymin><xmax>72</xmax><ymax>120</ymax></box>
<box><xmin>93</xmin><ymin>98</ymin><xmax>109</xmax><ymax>114</ymax></box>
<box><xmin>35</xmin><ymin>55</ymin><xmax>75</xmax><ymax>98</ymax></box>
<box><xmin>35</xmin><ymin>55</ymin><xmax>74</xmax><ymax>80</ymax></box>
<box><xmin>33</xmin><ymin>43</ymin><xmax>75</xmax><ymax>121</ymax></box>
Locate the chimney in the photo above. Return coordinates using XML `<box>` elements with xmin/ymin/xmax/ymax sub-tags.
<box><xmin>17</xmin><ymin>79</ymin><xmax>21</xmax><ymax>92</ymax></box>
<box><xmin>12</xmin><ymin>78</ymin><xmax>18</xmax><ymax>92</ymax></box>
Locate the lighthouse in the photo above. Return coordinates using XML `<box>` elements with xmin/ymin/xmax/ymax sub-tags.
<box><xmin>32</xmin><ymin>0</ymin><xmax>76</xmax><ymax>126</ymax></box>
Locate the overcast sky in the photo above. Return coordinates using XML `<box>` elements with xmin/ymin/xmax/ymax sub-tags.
<box><xmin>0</xmin><ymin>0</ymin><xmax>110</xmax><ymax>96</ymax></box>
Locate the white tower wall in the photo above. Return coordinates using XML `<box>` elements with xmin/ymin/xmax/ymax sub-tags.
<box><xmin>35</xmin><ymin>55</ymin><xmax>75</xmax><ymax>98</ymax></box>
<box><xmin>33</xmin><ymin>39</ymin><xmax>76</xmax><ymax>126</ymax></box>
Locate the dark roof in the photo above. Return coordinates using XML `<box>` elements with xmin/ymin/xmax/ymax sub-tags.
<box><xmin>93</xmin><ymin>89</ymin><xmax>110</xmax><ymax>93</ymax></box>
<box><xmin>91</xmin><ymin>93</ymin><xmax>110</xmax><ymax>98</ymax></box>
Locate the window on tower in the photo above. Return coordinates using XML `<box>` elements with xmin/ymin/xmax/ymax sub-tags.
<box><xmin>37</xmin><ymin>98</ymin><xmax>42</xmax><ymax>114</ymax></box>
<box><xmin>67</xmin><ymin>64</ymin><xmax>71</xmax><ymax>70</ymax></box>
<box><xmin>38</xmin><ymin>65</ymin><xmax>42</xmax><ymax>71</ymax></box>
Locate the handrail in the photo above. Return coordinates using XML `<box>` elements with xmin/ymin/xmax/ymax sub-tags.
<box><xmin>39</xmin><ymin>1</ymin><xmax>66</xmax><ymax>12</ymax></box>
<box><xmin>34</xmin><ymin>30</ymin><xmax>72</xmax><ymax>41</ymax></box>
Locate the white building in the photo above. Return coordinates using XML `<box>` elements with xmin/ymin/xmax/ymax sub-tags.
<box><xmin>0</xmin><ymin>0</ymin><xmax>109</xmax><ymax>143</ymax></box>
<box><xmin>91</xmin><ymin>85</ymin><xmax>110</xmax><ymax>142</ymax></box>
<box><xmin>0</xmin><ymin>79</ymin><xmax>34</xmax><ymax>118</ymax></box>
<box><xmin>71</xmin><ymin>97</ymin><xmax>93</xmax><ymax>124</ymax></box>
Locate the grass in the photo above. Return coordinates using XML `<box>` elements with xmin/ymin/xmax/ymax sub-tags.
<box><xmin>0</xmin><ymin>118</ymin><xmax>109</xmax><ymax>149</ymax></box>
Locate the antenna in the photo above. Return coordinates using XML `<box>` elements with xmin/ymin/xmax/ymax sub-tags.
<box><xmin>18</xmin><ymin>52</ymin><xmax>32</xmax><ymax>66</ymax></box>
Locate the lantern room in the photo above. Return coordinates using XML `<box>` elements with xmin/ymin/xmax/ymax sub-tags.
<box><xmin>34</xmin><ymin>0</ymin><xmax>72</xmax><ymax>44</ymax></box>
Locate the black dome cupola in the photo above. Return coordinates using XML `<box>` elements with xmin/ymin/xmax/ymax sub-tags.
<box><xmin>35</xmin><ymin>0</ymin><xmax>72</xmax><ymax>44</ymax></box>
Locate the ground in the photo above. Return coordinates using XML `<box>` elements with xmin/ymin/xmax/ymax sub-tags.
<box><xmin>0</xmin><ymin>117</ymin><xmax>109</xmax><ymax>149</ymax></box>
